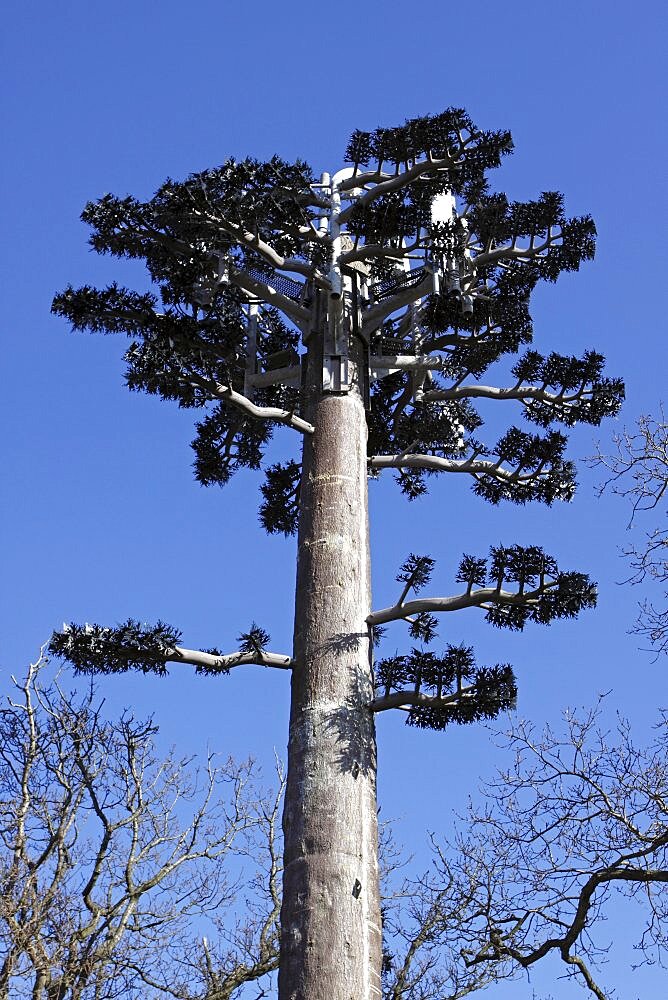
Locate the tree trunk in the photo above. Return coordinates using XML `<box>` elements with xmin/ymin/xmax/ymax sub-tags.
<box><xmin>279</xmin><ymin>321</ymin><xmax>382</xmax><ymax>999</ymax></box>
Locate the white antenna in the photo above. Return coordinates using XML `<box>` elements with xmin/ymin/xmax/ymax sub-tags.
<box><xmin>430</xmin><ymin>191</ymin><xmax>456</xmax><ymax>227</ymax></box>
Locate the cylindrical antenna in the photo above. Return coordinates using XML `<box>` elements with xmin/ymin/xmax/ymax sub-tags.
<box><xmin>318</xmin><ymin>172</ymin><xmax>331</xmax><ymax>238</ymax></box>
<box><xmin>243</xmin><ymin>301</ymin><xmax>259</xmax><ymax>400</ymax></box>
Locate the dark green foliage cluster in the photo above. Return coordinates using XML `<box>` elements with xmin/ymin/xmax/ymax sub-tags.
<box><xmin>53</xmin><ymin>278</ymin><xmax>300</xmax><ymax>492</ymax></box>
<box><xmin>486</xmin><ymin>544</ymin><xmax>557</xmax><ymax>589</ymax></box>
<box><xmin>344</xmin><ymin>109</ymin><xmax>513</xmax><ymax>250</ymax></box>
<box><xmin>376</xmin><ymin>645</ymin><xmax>517</xmax><ymax>729</ymax></box>
<box><xmin>192</xmin><ymin>407</ymin><xmax>272</xmax><ymax>487</ymax></box>
<box><xmin>367</xmin><ymin>374</ymin><xmax>481</xmax><ymax>500</ymax></box>
<box><xmin>344</xmin><ymin>108</ymin><xmax>510</xmax><ymax>171</ymax></box>
<box><xmin>512</xmin><ymin>350</ymin><xmax>625</xmax><ymax>427</ymax></box>
<box><xmin>79</xmin><ymin>157</ymin><xmax>323</xmax><ymax>274</ymax></box>
<box><xmin>51</xmin><ymin>161</ymin><xmax>309</xmax><ymax>505</ymax></box>
<box><xmin>396</xmin><ymin>553</ymin><xmax>436</xmax><ymax>593</ymax></box>
<box><xmin>456</xmin><ymin>554</ymin><xmax>488</xmax><ymax>592</ymax></box>
<box><xmin>52</xmin><ymin>107</ymin><xmax>623</xmax><ymax>528</ymax></box>
<box><xmin>394</xmin><ymin>469</ymin><xmax>430</xmax><ymax>501</ymax></box>
<box><xmin>407</xmin><ymin>666</ymin><xmax>517</xmax><ymax>729</ymax></box>
<box><xmin>408</xmin><ymin>612</ymin><xmax>439</xmax><ymax>643</ymax></box>
<box><xmin>236</xmin><ymin>623</ymin><xmax>271</xmax><ymax>655</ymax></box>
<box><xmin>457</xmin><ymin>544</ymin><xmax>598</xmax><ymax>629</ymax></box>
<box><xmin>376</xmin><ymin>547</ymin><xmax>596</xmax><ymax>729</ymax></box>
<box><xmin>49</xmin><ymin>620</ymin><xmax>184</xmax><ymax>676</ymax></box>
<box><xmin>485</xmin><ymin>570</ymin><xmax>597</xmax><ymax>630</ymax></box>
<box><xmin>476</xmin><ymin>429</ymin><xmax>575</xmax><ymax>505</ymax></box>
<box><xmin>467</xmin><ymin>191</ymin><xmax>596</xmax><ymax>281</ymax></box>
<box><xmin>419</xmin><ymin>267</ymin><xmax>536</xmax><ymax>373</ymax></box>
<box><xmin>259</xmin><ymin>460</ymin><xmax>302</xmax><ymax>535</ymax></box>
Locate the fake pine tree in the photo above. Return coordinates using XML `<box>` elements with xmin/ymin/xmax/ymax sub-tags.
<box><xmin>51</xmin><ymin>109</ymin><xmax>623</xmax><ymax>1000</ymax></box>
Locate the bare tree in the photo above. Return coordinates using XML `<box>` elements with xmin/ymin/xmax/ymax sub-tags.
<box><xmin>149</xmin><ymin>766</ymin><xmax>284</xmax><ymax>1000</ymax></box>
<box><xmin>12</xmin><ymin>656</ymin><xmax>667</xmax><ymax>1000</ymax></box>
<box><xmin>0</xmin><ymin>651</ymin><xmax>282</xmax><ymax>1000</ymax></box>
<box><xmin>593</xmin><ymin>407</ymin><xmax>668</xmax><ymax>654</ymax></box>
<box><xmin>381</xmin><ymin>703</ymin><xmax>668</xmax><ymax>999</ymax></box>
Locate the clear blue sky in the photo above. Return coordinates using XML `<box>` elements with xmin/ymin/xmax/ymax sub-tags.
<box><xmin>2</xmin><ymin>2</ymin><xmax>667</xmax><ymax>995</ymax></box>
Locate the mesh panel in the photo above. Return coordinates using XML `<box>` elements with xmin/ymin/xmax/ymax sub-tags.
<box><xmin>371</xmin><ymin>335</ymin><xmax>417</xmax><ymax>356</ymax></box>
<box><xmin>371</xmin><ymin>265</ymin><xmax>427</xmax><ymax>302</ymax></box>
<box><xmin>246</xmin><ymin>266</ymin><xmax>305</xmax><ymax>302</ymax></box>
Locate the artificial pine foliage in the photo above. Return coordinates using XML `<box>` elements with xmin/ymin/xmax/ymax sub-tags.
<box><xmin>51</xmin><ymin>108</ymin><xmax>620</xmax><ymax>732</ymax></box>
<box><xmin>50</xmin><ymin>620</ymin><xmax>184</xmax><ymax>675</ymax></box>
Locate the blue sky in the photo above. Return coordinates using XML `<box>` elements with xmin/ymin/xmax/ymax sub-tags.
<box><xmin>2</xmin><ymin>2</ymin><xmax>667</xmax><ymax>995</ymax></box>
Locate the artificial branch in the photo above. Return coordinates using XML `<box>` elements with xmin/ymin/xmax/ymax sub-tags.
<box><xmin>49</xmin><ymin>620</ymin><xmax>293</xmax><ymax>676</ymax></box>
<box><xmin>370</xmin><ymin>583</ymin><xmax>555</xmax><ymax>627</ymax></box>
<box><xmin>422</xmin><ymin>382</ymin><xmax>601</xmax><ymax>415</ymax></box>
<box><xmin>362</xmin><ymin>273</ymin><xmax>434</xmax><ymax>334</ymax></box>
<box><xmin>369</xmin><ymin>452</ymin><xmax>567</xmax><ymax>502</ymax></box>
<box><xmin>170</xmin><ymin>647</ymin><xmax>293</xmax><ymax>673</ymax></box>
<box><xmin>370</xmin><ymin>687</ymin><xmax>476</xmax><ymax>713</ymax></box>
<box><xmin>370</xmin><ymin>354</ymin><xmax>453</xmax><ymax>374</ymax></box>
<box><xmin>186</xmin><ymin>371</ymin><xmax>314</xmax><ymax>435</ymax></box>
<box><xmin>338</xmin><ymin>238</ymin><xmax>423</xmax><ymax>267</ymax></box>
<box><xmin>373</xmin><ymin>644</ymin><xmax>516</xmax><ymax>730</ymax></box>
<box><xmin>229</xmin><ymin>267</ymin><xmax>310</xmax><ymax>327</ymax></box>
<box><xmin>471</xmin><ymin>230</ymin><xmax>561</xmax><ymax>268</ymax></box>
<box><xmin>337</xmin><ymin>146</ymin><xmax>467</xmax><ymax>223</ymax></box>
<box><xmin>214</xmin><ymin>217</ymin><xmax>322</xmax><ymax>280</ymax></box>
<box><xmin>370</xmin><ymin>546</ymin><xmax>596</xmax><ymax>630</ymax></box>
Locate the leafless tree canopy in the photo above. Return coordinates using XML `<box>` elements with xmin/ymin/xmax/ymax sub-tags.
<box><xmin>592</xmin><ymin>406</ymin><xmax>668</xmax><ymax>654</ymax></box>
<box><xmin>0</xmin><ymin>653</ymin><xmax>281</xmax><ymax>1000</ymax></box>
<box><xmin>8</xmin><ymin>652</ymin><xmax>668</xmax><ymax>1000</ymax></box>
<box><xmin>381</xmin><ymin>704</ymin><xmax>668</xmax><ymax>999</ymax></box>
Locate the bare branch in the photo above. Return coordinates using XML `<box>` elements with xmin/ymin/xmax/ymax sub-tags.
<box><xmin>592</xmin><ymin>405</ymin><xmax>668</xmax><ymax>520</ymax></box>
<box><xmin>591</xmin><ymin>406</ymin><xmax>668</xmax><ymax>653</ymax></box>
<box><xmin>0</xmin><ymin>654</ymin><xmax>286</xmax><ymax>1000</ymax></box>
<box><xmin>421</xmin><ymin>705</ymin><xmax>668</xmax><ymax>998</ymax></box>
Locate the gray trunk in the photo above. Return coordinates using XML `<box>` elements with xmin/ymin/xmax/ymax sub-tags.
<box><xmin>279</xmin><ymin>328</ymin><xmax>382</xmax><ymax>999</ymax></box>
